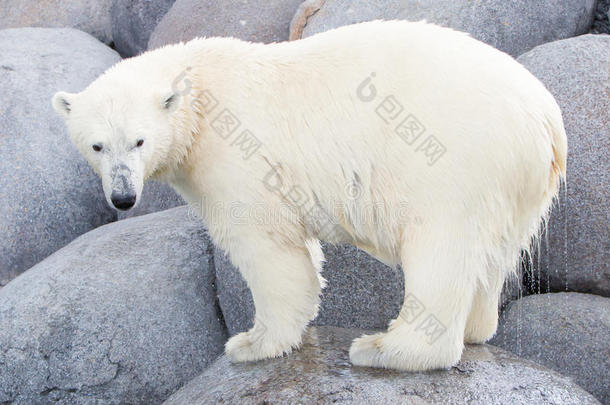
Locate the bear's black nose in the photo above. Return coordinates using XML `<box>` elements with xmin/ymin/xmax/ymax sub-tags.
<box><xmin>111</xmin><ymin>192</ymin><xmax>136</xmax><ymax>211</ymax></box>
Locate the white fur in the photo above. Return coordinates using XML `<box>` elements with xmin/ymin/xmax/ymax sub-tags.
<box><xmin>53</xmin><ymin>20</ymin><xmax>567</xmax><ymax>371</ymax></box>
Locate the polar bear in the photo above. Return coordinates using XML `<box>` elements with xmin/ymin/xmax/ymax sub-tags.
<box><xmin>52</xmin><ymin>20</ymin><xmax>566</xmax><ymax>371</ymax></box>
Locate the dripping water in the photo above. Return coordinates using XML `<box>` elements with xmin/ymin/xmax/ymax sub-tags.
<box><xmin>536</xmin><ymin>233</ymin><xmax>541</xmax><ymax>295</ymax></box>
<box><xmin>563</xmin><ymin>179</ymin><xmax>569</xmax><ymax>293</ymax></box>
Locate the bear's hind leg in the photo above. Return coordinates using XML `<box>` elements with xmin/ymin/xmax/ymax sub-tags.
<box><xmin>224</xmin><ymin>233</ymin><xmax>322</xmax><ymax>362</ymax></box>
<box><xmin>464</xmin><ymin>270</ymin><xmax>504</xmax><ymax>344</ymax></box>
<box><xmin>349</xmin><ymin>223</ymin><xmax>479</xmax><ymax>371</ymax></box>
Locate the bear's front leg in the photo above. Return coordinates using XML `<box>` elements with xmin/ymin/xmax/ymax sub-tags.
<box><xmin>223</xmin><ymin>232</ymin><xmax>322</xmax><ymax>362</ymax></box>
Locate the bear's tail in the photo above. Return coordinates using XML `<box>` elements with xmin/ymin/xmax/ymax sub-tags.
<box><xmin>549</xmin><ymin>112</ymin><xmax>567</xmax><ymax>183</ymax></box>
<box><xmin>541</xmin><ymin>98</ymin><xmax>567</xmax><ymax>202</ymax></box>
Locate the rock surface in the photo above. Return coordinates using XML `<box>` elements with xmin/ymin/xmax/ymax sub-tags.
<box><xmin>110</xmin><ymin>0</ymin><xmax>176</xmax><ymax>57</ymax></box>
<box><xmin>117</xmin><ymin>180</ymin><xmax>185</xmax><ymax>220</ymax></box>
<box><xmin>491</xmin><ymin>293</ymin><xmax>610</xmax><ymax>404</ymax></box>
<box><xmin>517</xmin><ymin>35</ymin><xmax>610</xmax><ymax>296</ymax></box>
<box><xmin>590</xmin><ymin>0</ymin><xmax>610</xmax><ymax>34</ymax></box>
<box><xmin>148</xmin><ymin>0</ymin><xmax>303</xmax><ymax>50</ymax></box>
<box><xmin>0</xmin><ymin>207</ymin><xmax>228</xmax><ymax>404</ymax></box>
<box><xmin>0</xmin><ymin>0</ymin><xmax>113</xmax><ymax>44</ymax></box>
<box><xmin>0</xmin><ymin>28</ymin><xmax>120</xmax><ymax>287</ymax></box>
<box><xmin>165</xmin><ymin>326</ymin><xmax>600</xmax><ymax>404</ymax></box>
<box><xmin>500</xmin><ymin>273</ymin><xmax>524</xmax><ymax>309</ymax></box>
<box><xmin>292</xmin><ymin>0</ymin><xmax>597</xmax><ymax>57</ymax></box>
<box><xmin>215</xmin><ymin>244</ymin><xmax>404</xmax><ymax>336</ymax></box>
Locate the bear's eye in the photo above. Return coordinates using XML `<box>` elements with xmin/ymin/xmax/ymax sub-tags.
<box><xmin>92</xmin><ymin>144</ymin><xmax>103</xmax><ymax>152</ymax></box>
<box><xmin>136</xmin><ymin>139</ymin><xmax>144</xmax><ymax>147</ymax></box>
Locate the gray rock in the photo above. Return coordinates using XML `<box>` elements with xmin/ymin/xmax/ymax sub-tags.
<box><xmin>164</xmin><ymin>326</ymin><xmax>600</xmax><ymax>405</ymax></box>
<box><xmin>0</xmin><ymin>28</ymin><xmax>120</xmax><ymax>287</ymax></box>
<box><xmin>501</xmin><ymin>273</ymin><xmax>524</xmax><ymax>309</ymax></box>
<box><xmin>517</xmin><ymin>35</ymin><xmax>610</xmax><ymax>296</ymax></box>
<box><xmin>215</xmin><ymin>244</ymin><xmax>404</xmax><ymax>336</ymax></box>
<box><xmin>314</xmin><ymin>245</ymin><xmax>404</xmax><ymax>328</ymax></box>
<box><xmin>590</xmin><ymin>0</ymin><xmax>610</xmax><ymax>34</ymax></box>
<box><xmin>148</xmin><ymin>0</ymin><xmax>303</xmax><ymax>50</ymax></box>
<box><xmin>0</xmin><ymin>206</ymin><xmax>228</xmax><ymax>405</ymax></box>
<box><xmin>110</xmin><ymin>0</ymin><xmax>176</xmax><ymax>57</ymax></box>
<box><xmin>292</xmin><ymin>0</ymin><xmax>597</xmax><ymax>57</ymax></box>
<box><xmin>0</xmin><ymin>0</ymin><xmax>113</xmax><ymax>44</ymax></box>
<box><xmin>213</xmin><ymin>249</ymin><xmax>255</xmax><ymax>336</ymax></box>
<box><xmin>117</xmin><ymin>180</ymin><xmax>185</xmax><ymax>220</ymax></box>
<box><xmin>491</xmin><ymin>293</ymin><xmax>610</xmax><ymax>404</ymax></box>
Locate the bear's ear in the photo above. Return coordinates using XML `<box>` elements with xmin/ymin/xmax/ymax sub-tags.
<box><xmin>160</xmin><ymin>91</ymin><xmax>179</xmax><ymax>111</ymax></box>
<box><xmin>52</xmin><ymin>91</ymin><xmax>75</xmax><ymax>119</ymax></box>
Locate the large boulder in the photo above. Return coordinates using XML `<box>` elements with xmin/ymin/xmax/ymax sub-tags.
<box><xmin>164</xmin><ymin>326</ymin><xmax>600</xmax><ymax>404</ymax></box>
<box><xmin>0</xmin><ymin>0</ymin><xmax>113</xmax><ymax>44</ymax></box>
<box><xmin>148</xmin><ymin>0</ymin><xmax>303</xmax><ymax>50</ymax></box>
<box><xmin>0</xmin><ymin>28</ymin><xmax>120</xmax><ymax>287</ymax></box>
<box><xmin>215</xmin><ymin>244</ymin><xmax>404</xmax><ymax>336</ymax></box>
<box><xmin>491</xmin><ymin>293</ymin><xmax>610</xmax><ymax>404</ymax></box>
<box><xmin>517</xmin><ymin>35</ymin><xmax>610</xmax><ymax>296</ymax></box>
<box><xmin>110</xmin><ymin>0</ymin><xmax>176</xmax><ymax>57</ymax></box>
<box><xmin>291</xmin><ymin>0</ymin><xmax>597</xmax><ymax>57</ymax></box>
<box><xmin>0</xmin><ymin>207</ymin><xmax>228</xmax><ymax>404</ymax></box>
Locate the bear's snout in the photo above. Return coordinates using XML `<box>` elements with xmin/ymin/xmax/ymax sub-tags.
<box><xmin>110</xmin><ymin>192</ymin><xmax>136</xmax><ymax>211</ymax></box>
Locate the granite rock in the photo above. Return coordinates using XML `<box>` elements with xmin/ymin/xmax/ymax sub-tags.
<box><xmin>292</xmin><ymin>0</ymin><xmax>597</xmax><ymax>56</ymax></box>
<box><xmin>148</xmin><ymin>0</ymin><xmax>303</xmax><ymax>50</ymax></box>
<box><xmin>491</xmin><ymin>293</ymin><xmax>610</xmax><ymax>403</ymax></box>
<box><xmin>165</xmin><ymin>326</ymin><xmax>600</xmax><ymax>404</ymax></box>
<box><xmin>0</xmin><ymin>28</ymin><xmax>120</xmax><ymax>287</ymax></box>
<box><xmin>0</xmin><ymin>207</ymin><xmax>228</xmax><ymax>404</ymax></box>
<box><xmin>0</xmin><ymin>0</ymin><xmax>113</xmax><ymax>44</ymax></box>
<box><xmin>110</xmin><ymin>0</ymin><xmax>176</xmax><ymax>57</ymax></box>
<box><xmin>517</xmin><ymin>35</ymin><xmax>610</xmax><ymax>296</ymax></box>
<box><xmin>590</xmin><ymin>0</ymin><xmax>610</xmax><ymax>34</ymax></box>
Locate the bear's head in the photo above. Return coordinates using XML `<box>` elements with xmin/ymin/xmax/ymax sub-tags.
<box><xmin>52</xmin><ymin>48</ymin><xmax>194</xmax><ymax>212</ymax></box>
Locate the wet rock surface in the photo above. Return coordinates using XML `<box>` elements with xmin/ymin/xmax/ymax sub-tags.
<box><xmin>491</xmin><ymin>293</ymin><xmax>610</xmax><ymax>404</ymax></box>
<box><xmin>164</xmin><ymin>326</ymin><xmax>600</xmax><ymax>404</ymax></box>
